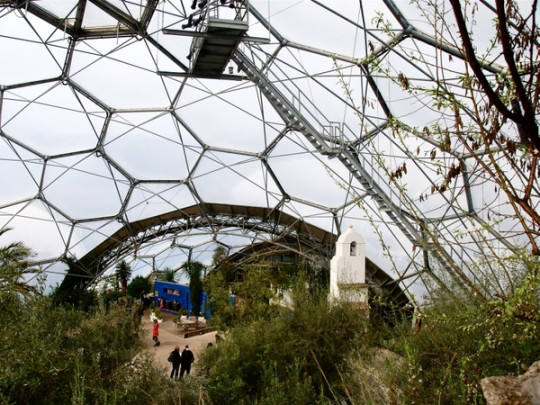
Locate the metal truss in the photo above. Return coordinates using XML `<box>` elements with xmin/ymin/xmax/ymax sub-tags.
<box><xmin>0</xmin><ymin>0</ymin><xmax>536</xmax><ymax>301</ymax></box>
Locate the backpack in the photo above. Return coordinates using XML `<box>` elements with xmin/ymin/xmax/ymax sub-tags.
<box><xmin>167</xmin><ymin>351</ymin><xmax>174</xmax><ymax>363</ymax></box>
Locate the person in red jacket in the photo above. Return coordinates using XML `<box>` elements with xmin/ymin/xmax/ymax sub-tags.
<box><xmin>152</xmin><ymin>319</ymin><xmax>160</xmax><ymax>346</ymax></box>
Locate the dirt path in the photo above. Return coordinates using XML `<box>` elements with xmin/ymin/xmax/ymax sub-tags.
<box><xmin>140</xmin><ymin>311</ymin><xmax>218</xmax><ymax>377</ymax></box>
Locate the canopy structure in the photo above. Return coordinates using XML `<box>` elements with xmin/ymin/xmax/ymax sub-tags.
<box><xmin>0</xmin><ymin>0</ymin><xmax>536</xmax><ymax>300</ymax></box>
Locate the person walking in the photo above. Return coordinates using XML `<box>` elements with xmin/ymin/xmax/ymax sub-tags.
<box><xmin>139</xmin><ymin>290</ymin><xmax>150</xmax><ymax>315</ymax></box>
<box><xmin>169</xmin><ymin>345</ymin><xmax>182</xmax><ymax>380</ymax></box>
<box><xmin>180</xmin><ymin>345</ymin><xmax>195</xmax><ymax>377</ymax></box>
<box><xmin>152</xmin><ymin>318</ymin><xmax>160</xmax><ymax>346</ymax></box>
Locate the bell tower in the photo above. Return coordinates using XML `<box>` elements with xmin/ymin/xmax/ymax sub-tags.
<box><xmin>329</xmin><ymin>225</ymin><xmax>369</xmax><ymax>308</ymax></box>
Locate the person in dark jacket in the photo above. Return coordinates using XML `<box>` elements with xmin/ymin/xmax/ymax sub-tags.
<box><xmin>180</xmin><ymin>345</ymin><xmax>195</xmax><ymax>377</ymax></box>
<box><xmin>169</xmin><ymin>345</ymin><xmax>182</xmax><ymax>380</ymax></box>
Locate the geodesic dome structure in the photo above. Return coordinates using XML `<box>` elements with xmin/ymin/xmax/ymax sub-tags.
<box><xmin>1</xmin><ymin>0</ymin><xmax>536</xmax><ymax>301</ymax></box>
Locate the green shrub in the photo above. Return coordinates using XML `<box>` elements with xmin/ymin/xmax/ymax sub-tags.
<box><xmin>0</xmin><ymin>293</ymin><xmax>170</xmax><ymax>405</ymax></box>
<box><xmin>4</xmin><ymin>240</ymin><xmax>540</xmax><ymax>404</ymax></box>
<box><xmin>376</xmin><ymin>260</ymin><xmax>540</xmax><ymax>404</ymax></box>
<box><xmin>199</xmin><ymin>282</ymin><xmax>368</xmax><ymax>404</ymax></box>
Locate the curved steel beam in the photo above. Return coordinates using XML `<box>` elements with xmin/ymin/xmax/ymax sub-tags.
<box><xmin>63</xmin><ymin>203</ymin><xmax>408</xmax><ymax>306</ymax></box>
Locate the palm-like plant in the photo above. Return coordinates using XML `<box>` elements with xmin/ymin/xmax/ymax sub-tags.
<box><xmin>115</xmin><ymin>260</ymin><xmax>131</xmax><ymax>295</ymax></box>
<box><xmin>0</xmin><ymin>228</ymin><xmax>38</xmax><ymax>302</ymax></box>
<box><xmin>160</xmin><ymin>267</ymin><xmax>176</xmax><ymax>282</ymax></box>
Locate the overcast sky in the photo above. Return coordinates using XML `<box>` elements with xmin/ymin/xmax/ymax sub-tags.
<box><xmin>0</xmin><ymin>0</ymin><xmax>532</xmax><ymax>298</ymax></box>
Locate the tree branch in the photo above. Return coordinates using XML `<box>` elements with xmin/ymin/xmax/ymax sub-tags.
<box><xmin>495</xmin><ymin>0</ymin><xmax>540</xmax><ymax>150</ymax></box>
<box><xmin>449</xmin><ymin>0</ymin><xmax>519</xmax><ymax>122</ymax></box>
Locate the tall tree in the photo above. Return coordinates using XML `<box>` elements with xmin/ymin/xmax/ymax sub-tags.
<box><xmin>211</xmin><ymin>245</ymin><xmax>236</xmax><ymax>283</ymax></box>
<box><xmin>444</xmin><ymin>0</ymin><xmax>540</xmax><ymax>251</ymax></box>
<box><xmin>127</xmin><ymin>275</ymin><xmax>152</xmax><ymax>298</ymax></box>
<box><xmin>158</xmin><ymin>267</ymin><xmax>176</xmax><ymax>282</ymax></box>
<box><xmin>115</xmin><ymin>260</ymin><xmax>131</xmax><ymax>295</ymax></box>
<box><xmin>182</xmin><ymin>261</ymin><xmax>204</xmax><ymax>316</ymax></box>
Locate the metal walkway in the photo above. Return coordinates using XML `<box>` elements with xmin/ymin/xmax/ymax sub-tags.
<box><xmin>189</xmin><ymin>17</ymin><xmax>248</xmax><ymax>76</ymax></box>
<box><xmin>232</xmin><ymin>49</ymin><xmax>465</xmax><ymax>291</ymax></box>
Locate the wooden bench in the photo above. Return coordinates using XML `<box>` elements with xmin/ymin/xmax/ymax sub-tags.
<box><xmin>183</xmin><ymin>326</ymin><xmax>217</xmax><ymax>339</ymax></box>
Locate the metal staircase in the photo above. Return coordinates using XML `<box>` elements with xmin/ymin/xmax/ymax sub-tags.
<box><xmin>232</xmin><ymin>50</ymin><xmax>421</xmax><ymax>246</ymax></box>
<box><xmin>232</xmin><ymin>49</ymin><xmax>472</xmax><ymax>293</ymax></box>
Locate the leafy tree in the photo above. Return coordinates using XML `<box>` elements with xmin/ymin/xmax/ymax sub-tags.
<box><xmin>101</xmin><ymin>289</ymin><xmax>124</xmax><ymax>310</ymax></box>
<box><xmin>348</xmin><ymin>10</ymin><xmax>540</xmax><ymax>402</ymax></box>
<box><xmin>375</xmin><ymin>255</ymin><xmax>540</xmax><ymax>403</ymax></box>
<box><xmin>51</xmin><ymin>257</ymin><xmax>99</xmax><ymax>310</ymax></box>
<box><xmin>211</xmin><ymin>245</ymin><xmax>236</xmax><ymax>283</ymax></box>
<box><xmin>0</xmin><ymin>292</ymin><xmax>161</xmax><ymax>405</ymax></box>
<box><xmin>162</xmin><ymin>267</ymin><xmax>176</xmax><ymax>282</ymax></box>
<box><xmin>229</xmin><ymin>263</ymin><xmax>280</xmax><ymax>325</ymax></box>
<box><xmin>115</xmin><ymin>260</ymin><xmax>131</xmax><ymax>295</ymax></box>
<box><xmin>427</xmin><ymin>0</ymin><xmax>540</xmax><ymax>253</ymax></box>
<box><xmin>181</xmin><ymin>261</ymin><xmax>204</xmax><ymax>316</ymax></box>
<box><xmin>127</xmin><ymin>275</ymin><xmax>152</xmax><ymax>298</ymax></box>
<box><xmin>153</xmin><ymin>267</ymin><xmax>176</xmax><ymax>282</ymax></box>
<box><xmin>199</xmin><ymin>277</ymin><xmax>368</xmax><ymax>404</ymax></box>
<box><xmin>0</xmin><ymin>232</ymin><xmax>176</xmax><ymax>404</ymax></box>
<box><xmin>204</xmin><ymin>269</ymin><xmax>236</xmax><ymax>328</ymax></box>
<box><xmin>211</xmin><ymin>245</ymin><xmax>228</xmax><ymax>266</ymax></box>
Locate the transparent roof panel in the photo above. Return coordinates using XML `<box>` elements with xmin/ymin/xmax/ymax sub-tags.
<box><xmin>3</xmin><ymin>84</ymin><xmax>103</xmax><ymax>156</ymax></box>
<box><xmin>0</xmin><ymin>14</ymin><xmax>67</xmax><ymax>85</ymax></box>
<box><xmin>0</xmin><ymin>142</ymin><xmax>42</xmax><ymax>204</ymax></box>
<box><xmin>41</xmin><ymin>154</ymin><xmax>130</xmax><ymax>220</ymax></box>
<box><xmin>0</xmin><ymin>0</ymin><xmax>537</xmax><ymax>302</ymax></box>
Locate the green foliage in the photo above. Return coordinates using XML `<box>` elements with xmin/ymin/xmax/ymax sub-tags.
<box><xmin>115</xmin><ymin>260</ymin><xmax>131</xmax><ymax>295</ymax></box>
<box><xmin>211</xmin><ymin>246</ymin><xmax>236</xmax><ymax>283</ymax></box>
<box><xmin>183</xmin><ymin>261</ymin><xmax>204</xmax><ymax>316</ymax></box>
<box><xmin>199</xmin><ymin>280</ymin><xmax>369</xmax><ymax>404</ymax></box>
<box><xmin>205</xmin><ymin>262</ymin><xmax>284</xmax><ymax>329</ymax></box>
<box><xmin>466</xmin><ymin>268</ymin><xmax>540</xmax><ymax>373</ymax></box>
<box><xmin>0</xmin><ymin>291</ymin><xmax>202</xmax><ymax>405</ymax></box>
<box><xmin>51</xmin><ymin>284</ymin><xmax>98</xmax><ymax>311</ymax></box>
<box><xmin>375</xmin><ymin>260</ymin><xmax>540</xmax><ymax>404</ymax></box>
<box><xmin>127</xmin><ymin>275</ymin><xmax>152</xmax><ymax>298</ymax></box>
<box><xmin>151</xmin><ymin>306</ymin><xmax>163</xmax><ymax>320</ymax></box>
<box><xmin>230</xmin><ymin>265</ymin><xmax>281</xmax><ymax>325</ymax></box>
<box><xmin>204</xmin><ymin>270</ymin><xmax>236</xmax><ymax>329</ymax></box>
<box><xmin>4</xmin><ymin>233</ymin><xmax>540</xmax><ymax>404</ymax></box>
<box><xmin>54</xmin><ymin>257</ymin><xmax>97</xmax><ymax>299</ymax></box>
<box><xmin>101</xmin><ymin>289</ymin><xmax>124</xmax><ymax>309</ymax></box>
<box><xmin>158</xmin><ymin>267</ymin><xmax>176</xmax><ymax>282</ymax></box>
<box><xmin>0</xmin><ymin>292</ymin><xmax>145</xmax><ymax>404</ymax></box>
<box><xmin>0</xmin><ymin>228</ymin><xmax>38</xmax><ymax>305</ymax></box>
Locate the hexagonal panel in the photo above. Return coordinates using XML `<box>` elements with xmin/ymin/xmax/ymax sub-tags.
<box><xmin>0</xmin><ymin>13</ymin><xmax>67</xmax><ymax>86</ymax></box>
<box><xmin>0</xmin><ymin>0</ymin><xmax>531</xmax><ymax>301</ymax></box>
<box><xmin>0</xmin><ymin>140</ymin><xmax>42</xmax><ymax>205</ymax></box>
<box><xmin>2</xmin><ymin>83</ymin><xmax>105</xmax><ymax>156</ymax></box>
<box><xmin>105</xmin><ymin>111</ymin><xmax>201</xmax><ymax>180</ymax></box>
<box><xmin>41</xmin><ymin>153</ymin><xmax>130</xmax><ymax>220</ymax></box>
<box><xmin>70</xmin><ymin>38</ymin><xmax>181</xmax><ymax>109</ymax></box>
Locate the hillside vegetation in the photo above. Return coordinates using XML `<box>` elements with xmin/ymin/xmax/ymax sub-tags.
<box><xmin>1</xmin><ymin>236</ymin><xmax>540</xmax><ymax>404</ymax></box>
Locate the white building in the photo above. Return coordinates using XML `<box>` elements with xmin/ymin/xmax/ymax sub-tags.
<box><xmin>329</xmin><ymin>225</ymin><xmax>369</xmax><ymax>309</ymax></box>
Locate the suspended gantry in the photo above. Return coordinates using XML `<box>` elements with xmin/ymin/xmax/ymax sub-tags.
<box><xmin>163</xmin><ymin>0</ymin><xmax>264</xmax><ymax>79</ymax></box>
